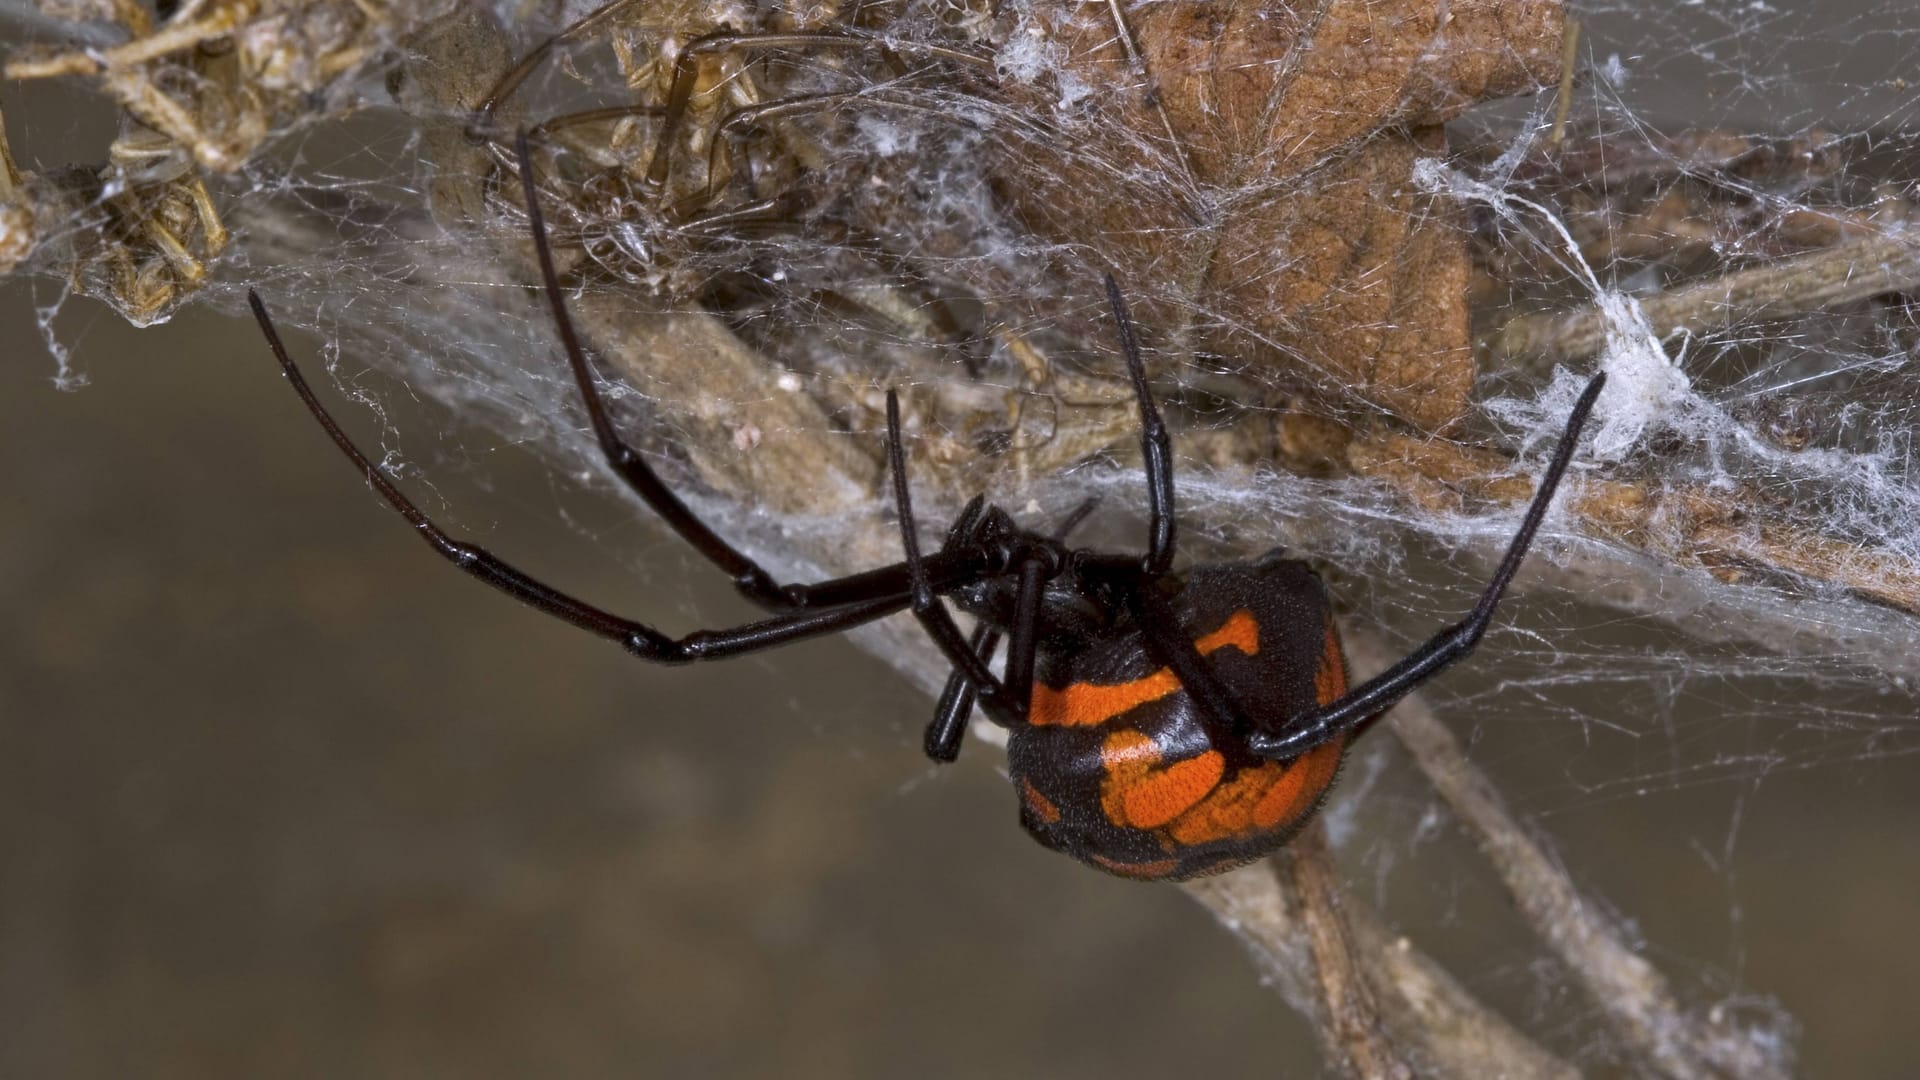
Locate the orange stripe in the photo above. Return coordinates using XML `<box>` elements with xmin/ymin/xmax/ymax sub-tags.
<box><xmin>1089</xmin><ymin>853</ymin><xmax>1183</xmax><ymax>880</ymax></box>
<box><xmin>1030</xmin><ymin>610</ymin><xmax>1260</xmax><ymax>727</ymax></box>
<box><xmin>1121</xmin><ymin>751</ymin><xmax>1226</xmax><ymax>829</ymax></box>
<box><xmin>1251</xmin><ymin>737</ymin><xmax>1344</xmax><ymax>828</ymax></box>
<box><xmin>1020</xmin><ymin>779</ymin><xmax>1063</xmax><ymax>824</ymax></box>
<box><xmin>1097</xmin><ymin>729</ymin><xmax>1160</xmax><ymax>826</ymax></box>
<box><xmin>1164</xmin><ymin>736</ymin><xmax>1347</xmax><ymax>845</ymax></box>
<box><xmin>1096</xmin><ymin>729</ymin><xmax>1229</xmax><ymax>830</ymax></box>
<box><xmin>1164</xmin><ymin>761</ymin><xmax>1276</xmax><ymax>845</ymax></box>
<box><xmin>1314</xmin><ymin>616</ymin><xmax>1347</xmax><ymax>705</ymax></box>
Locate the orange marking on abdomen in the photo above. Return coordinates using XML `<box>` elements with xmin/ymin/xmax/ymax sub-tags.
<box><xmin>1164</xmin><ymin>763</ymin><xmax>1270</xmax><ymax>845</ymax></box>
<box><xmin>1033</xmin><ymin>669</ymin><xmax>1183</xmax><ymax>729</ymax></box>
<box><xmin>1088</xmin><ymin>853</ymin><xmax>1183</xmax><ymax>880</ymax></box>
<box><xmin>1314</xmin><ymin>616</ymin><xmax>1348</xmax><ymax>705</ymax></box>
<box><xmin>1020</xmin><ymin>779</ymin><xmax>1062</xmax><ymax>824</ymax></box>
<box><xmin>1096</xmin><ymin>730</ymin><xmax>1160</xmax><ymax>825</ymax></box>
<box><xmin>1251</xmin><ymin>736</ymin><xmax>1344</xmax><ymax>828</ymax></box>
<box><xmin>1122</xmin><ymin>751</ymin><xmax>1225</xmax><ymax>829</ymax></box>
<box><xmin>1030</xmin><ymin>610</ymin><xmax>1260</xmax><ymax>727</ymax></box>
<box><xmin>1196</xmin><ymin>609</ymin><xmax>1260</xmax><ymax>657</ymax></box>
<box><xmin>1165</xmin><ymin>736</ymin><xmax>1347</xmax><ymax>845</ymax></box>
<box><xmin>1096</xmin><ymin>731</ymin><xmax>1227</xmax><ymax>829</ymax></box>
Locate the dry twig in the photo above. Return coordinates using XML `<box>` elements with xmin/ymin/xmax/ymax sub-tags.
<box><xmin>1183</xmin><ymin>859</ymin><xmax>1576</xmax><ymax>1079</ymax></box>
<box><xmin>1491</xmin><ymin>230</ymin><xmax>1920</xmax><ymax>364</ymax></box>
<box><xmin>1282</xmin><ymin>820</ymin><xmax>1415</xmax><ymax>1080</ymax></box>
<box><xmin>1349</xmin><ymin>632</ymin><xmax>1791</xmax><ymax>1080</ymax></box>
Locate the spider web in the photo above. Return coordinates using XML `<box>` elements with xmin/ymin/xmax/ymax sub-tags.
<box><xmin>4</xmin><ymin>0</ymin><xmax>1918</xmax><ymax>1075</ymax></box>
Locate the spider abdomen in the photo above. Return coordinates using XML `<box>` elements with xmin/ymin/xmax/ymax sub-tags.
<box><xmin>1006</xmin><ymin>559</ymin><xmax>1352</xmax><ymax>881</ymax></box>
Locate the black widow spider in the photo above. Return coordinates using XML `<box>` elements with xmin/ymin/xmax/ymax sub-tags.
<box><xmin>247</xmin><ymin>134</ymin><xmax>1606</xmax><ymax>880</ymax></box>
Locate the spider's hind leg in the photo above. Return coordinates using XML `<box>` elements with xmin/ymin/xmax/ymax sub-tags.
<box><xmin>925</xmin><ymin>625</ymin><xmax>1003</xmax><ymax>762</ymax></box>
<box><xmin>1248</xmin><ymin>372</ymin><xmax>1609</xmax><ymax>760</ymax></box>
<box><xmin>1104</xmin><ymin>275</ymin><xmax>1176</xmax><ymax>576</ymax></box>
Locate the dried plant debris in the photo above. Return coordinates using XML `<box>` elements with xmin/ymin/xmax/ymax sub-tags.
<box><xmin>5</xmin><ymin>0</ymin><xmax>1570</xmax><ymax>414</ymax></box>
<box><xmin>993</xmin><ymin>0</ymin><xmax>1567</xmax><ymax>431</ymax></box>
<box><xmin>7</xmin><ymin>0</ymin><xmax>440</xmax><ymax>170</ymax></box>
<box><xmin>0</xmin><ymin>102</ymin><xmax>234</xmax><ymax>323</ymax></box>
<box><xmin>0</xmin><ymin>97</ymin><xmax>36</xmax><ymax>271</ymax></box>
<box><xmin>6</xmin><ymin>0</ymin><xmax>1917</xmax><ymax>640</ymax></box>
<box><xmin>4</xmin><ymin>0</ymin><xmax>446</xmax><ymax>320</ymax></box>
<box><xmin>406</xmin><ymin>0</ymin><xmax>1570</xmax><ymax>439</ymax></box>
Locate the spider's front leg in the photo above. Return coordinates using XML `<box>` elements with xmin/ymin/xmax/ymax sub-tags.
<box><xmin>884</xmin><ymin>389</ymin><xmax>1035</xmax><ymax>729</ymax></box>
<box><xmin>922</xmin><ymin>497</ymin><xmax>1100</xmax><ymax>762</ymax></box>
<box><xmin>250</xmin><ymin>291</ymin><xmax>926</xmax><ymax>666</ymax></box>
<box><xmin>925</xmin><ymin>624</ymin><xmax>1004</xmax><ymax>762</ymax></box>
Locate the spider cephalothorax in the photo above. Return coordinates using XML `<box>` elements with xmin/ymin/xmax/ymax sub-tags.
<box><xmin>248</xmin><ymin>133</ymin><xmax>1605</xmax><ymax>880</ymax></box>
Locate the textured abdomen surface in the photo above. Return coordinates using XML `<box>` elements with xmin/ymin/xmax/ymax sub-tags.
<box><xmin>1007</xmin><ymin>559</ymin><xmax>1351</xmax><ymax>880</ymax></box>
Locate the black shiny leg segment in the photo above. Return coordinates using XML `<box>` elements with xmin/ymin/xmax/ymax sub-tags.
<box><xmin>925</xmin><ymin>623</ymin><xmax>1001</xmax><ymax>762</ymax></box>
<box><xmin>1130</xmin><ymin>580</ymin><xmax>1260</xmax><ymax>747</ymax></box>
<box><xmin>886</xmin><ymin>390</ymin><xmax>1027</xmax><ymax>725</ymax></box>
<box><xmin>1248</xmin><ymin>372</ymin><xmax>1608</xmax><ymax>760</ymax></box>
<box><xmin>253</xmin><ymin>290</ymin><xmax>983</xmax><ymax>665</ymax></box>
<box><xmin>921</xmin><ymin>495</ymin><xmax>1097</xmax><ymax>761</ymax></box>
<box><xmin>1104</xmin><ymin>274</ymin><xmax>1176</xmax><ymax>576</ymax></box>
<box><xmin>1000</xmin><ymin>556</ymin><xmax>1047</xmax><ymax>717</ymax></box>
<box><xmin>519</xmin><ymin>130</ymin><xmax>818</xmax><ymax>612</ymax></box>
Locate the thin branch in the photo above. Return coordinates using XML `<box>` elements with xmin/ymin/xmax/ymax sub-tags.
<box><xmin>1338</xmin><ymin>902</ymin><xmax>1577</xmax><ymax>1080</ymax></box>
<box><xmin>1489</xmin><ymin>230</ymin><xmax>1920</xmax><ymax>363</ymax></box>
<box><xmin>1182</xmin><ymin>860</ymin><xmax>1577</xmax><ymax>1079</ymax></box>
<box><xmin>1282</xmin><ymin>820</ymin><xmax>1415</xmax><ymax>1080</ymax></box>
<box><xmin>1340</xmin><ymin>430</ymin><xmax>1920</xmax><ymax>665</ymax></box>
<box><xmin>1347</xmin><ymin>631</ymin><xmax>1791</xmax><ymax>1080</ymax></box>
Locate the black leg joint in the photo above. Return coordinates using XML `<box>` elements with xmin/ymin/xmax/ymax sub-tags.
<box><xmin>627</xmin><ymin>628</ymin><xmax>685</xmax><ymax>663</ymax></box>
<box><xmin>924</xmin><ymin>624</ymin><xmax>1001</xmax><ymax>762</ymax></box>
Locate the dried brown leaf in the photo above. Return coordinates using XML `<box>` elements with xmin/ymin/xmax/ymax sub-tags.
<box><xmin>998</xmin><ymin>0</ymin><xmax>1566</xmax><ymax>430</ymax></box>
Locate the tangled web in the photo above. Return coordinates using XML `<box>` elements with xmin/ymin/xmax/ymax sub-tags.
<box><xmin>4</xmin><ymin>0</ymin><xmax>1919</xmax><ymax>1073</ymax></box>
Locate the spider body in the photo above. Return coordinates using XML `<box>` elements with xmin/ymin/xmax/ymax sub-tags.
<box><xmin>247</xmin><ymin>135</ymin><xmax>1606</xmax><ymax>883</ymax></box>
<box><xmin>1008</xmin><ymin>557</ymin><xmax>1350</xmax><ymax>880</ymax></box>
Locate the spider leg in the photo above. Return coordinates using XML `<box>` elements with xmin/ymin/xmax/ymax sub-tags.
<box><xmin>471</xmin><ymin>0</ymin><xmax>647</xmax><ymax>132</ymax></box>
<box><xmin>1249</xmin><ymin>372</ymin><xmax>1608</xmax><ymax>760</ymax></box>
<box><xmin>1050</xmin><ymin>496</ymin><xmax>1102</xmax><ymax>542</ymax></box>
<box><xmin>924</xmin><ymin>624</ymin><xmax>1002</xmax><ymax>762</ymax></box>
<box><xmin>922</xmin><ymin>560</ymin><xmax>1043</xmax><ymax>760</ymax></box>
<box><xmin>886</xmin><ymin>390</ymin><xmax>1027</xmax><ymax>724</ymax></box>
<box><xmin>922</xmin><ymin>495</ymin><xmax>1096</xmax><ymax>760</ymax></box>
<box><xmin>1072</xmin><ymin>287</ymin><xmax>1260</xmax><ymax>752</ymax></box>
<box><xmin>518</xmin><ymin>132</ymin><xmax>811</xmax><ymax>612</ymax></box>
<box><xmin>252</xmin><ymin>290</ymin><xmax>935</xmax><ymax>663</ymax></box>
<box><xmin>993</xmin><ymin>493</ymin><xmax>1103</xmax><ymax>710</ymax></box>
<box><xmin>1131</xmin><ymin>580</ymin><xmax>1260</xmax><ymax>748</ymax></box>
<box><xmin>1104</xmin><ymin>275</ymin><xmax>1176</xmax><ymax>575</ymax></box>
<box><xmin>999</xmin><ymin>557</ymin><xmax>1048</xmax><ymax>714</ymax></box>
